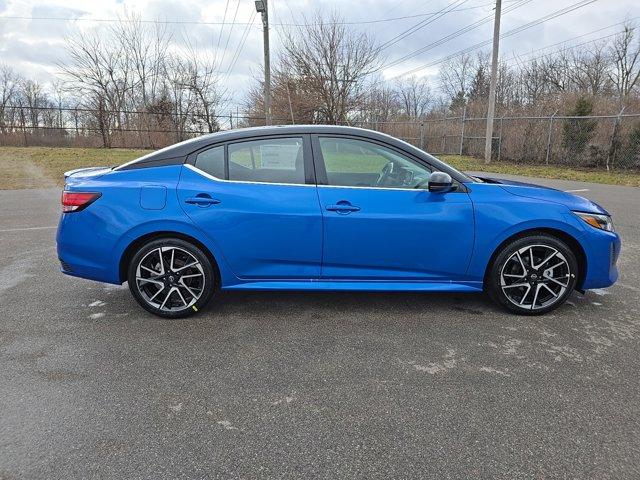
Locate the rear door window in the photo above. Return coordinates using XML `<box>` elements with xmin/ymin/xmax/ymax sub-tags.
<box><xmin>228</xmin><ymin>137</ymin><xmax>305</xmax><ymax>185</ymax></box>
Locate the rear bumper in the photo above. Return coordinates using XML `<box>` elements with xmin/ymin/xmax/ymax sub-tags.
<box><xmin>580</xmin><ymin>229</ymin><xmax>621</xmax><ymax>290</ymax></box>
<box><xmin>56</xmin><ymin>213</ymin><xmax>122</xmax><ymax>284</ymax></box>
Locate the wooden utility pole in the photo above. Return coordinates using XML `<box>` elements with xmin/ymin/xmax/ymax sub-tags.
<box><xmin>484</xmin><ymin>0</ymin><xmax>502</xmax><ymax>164</ymax></box>
<box><xmin>256</xmin><ymin>1</ymin><xmax>271</xmax><ymax>125</ymax></box>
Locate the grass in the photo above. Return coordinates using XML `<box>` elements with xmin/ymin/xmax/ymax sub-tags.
<box><xmin>440</xmin><ymin>155</ymin><xmax>640</xmax><ymax>188</ymax></box>
<box><xmin>0</xmin><ymin>146</ymin><xmax>149</xmax><ymax>189</ymax></box>
<box><xmin>0</xmin><ymin>145</ymin><xmax>638</xmax><ymax>189</ymax></box>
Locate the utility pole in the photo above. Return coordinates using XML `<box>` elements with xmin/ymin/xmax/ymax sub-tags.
<box><xmin>255</xmin><ymin>1</ymin><xmax>271</xmax><ymax>125</ymax></box>
<box><xmin>484</xmin><ymin>0</ymin><xmax>502</xmax><ymax>164</ymax></box>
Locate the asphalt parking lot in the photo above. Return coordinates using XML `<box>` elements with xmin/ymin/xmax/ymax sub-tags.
<box><xmin>1</xmin><ymin>176</ymin><xmax>639</xmax><ymax>479</ymax></box>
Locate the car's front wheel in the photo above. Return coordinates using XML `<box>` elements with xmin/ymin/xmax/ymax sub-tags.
<box><xmin>127</xmin><ymin>237</ymin><xmax>216</xmax><ymax>318</ymax></box>
<box><xmin>487</xmin><ymin>233</ymin><xmax>579</xmax><ymax>315</ymax></box>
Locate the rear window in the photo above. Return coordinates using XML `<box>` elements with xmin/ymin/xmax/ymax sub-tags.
<box><xmin>194</xmin><ymin>146</ymin><xmax>224</xmax><ymax>179</ymax></box>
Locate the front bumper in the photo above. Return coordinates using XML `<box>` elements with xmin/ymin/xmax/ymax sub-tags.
<box><xmin>580</xmin><ymin>228</ymin><xmax>621</xmax><ymax>290</ymax></box>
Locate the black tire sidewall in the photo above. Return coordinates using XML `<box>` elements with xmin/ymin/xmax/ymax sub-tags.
<box><xmin>127</xmin><ymin>238</ymin><xmax>216</xmax><ymax>319</ymax></box>
<box><xmin>487</xmin><ymin>234</ymin><xmax>578</xmax><ymax>315</ymax></box>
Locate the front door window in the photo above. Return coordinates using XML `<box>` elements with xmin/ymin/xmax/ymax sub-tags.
<box><xmin>318</xmin><ymin>137</ymin><xmax>432</xmax><ymax>189</ymax></box>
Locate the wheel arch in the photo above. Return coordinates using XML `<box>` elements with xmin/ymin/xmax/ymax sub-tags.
<box><xmin>483</xmin><ymin>227</ymin><xmax>587</xmax><ymax>290</ymax></box>
<box><xmin>119</xmin><ymin>231</ymin><xmax>221</xmax><ymax>285</ymax></box>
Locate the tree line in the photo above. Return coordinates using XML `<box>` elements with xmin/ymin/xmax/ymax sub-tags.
<box><xmin>245</xmin><ymin>13</ymin><xmax>640</xmax><ymax>124</ymax></box>
<box><xmin>0</xmin><ymin>11</ymin><xmax>639</xmax><ymax>165</ymax></box>
<box><xmin>1</xmin><ymin>13</ymin><xmax>224</xmax><ymax>148</ymax></box>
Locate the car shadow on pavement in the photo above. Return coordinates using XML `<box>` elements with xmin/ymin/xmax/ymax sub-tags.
<box><xmin>212</xmin><ymin>290</ymin><xmax>496</xmax><ymax>318</ymax></box>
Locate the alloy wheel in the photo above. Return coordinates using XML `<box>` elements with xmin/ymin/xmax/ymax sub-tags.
<box><xmin>499</xmin><ymin>244</ymin><xmax>573</xmax><ymax>311</ymax></box>
<box><xmin>135</xmin><ymin>246</ymin><xmax>206</xmax><ymax>312</ymax></box>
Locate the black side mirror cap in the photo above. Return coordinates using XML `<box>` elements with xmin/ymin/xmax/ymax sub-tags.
<box><xmin>428</xmin><ymin>172</ymin><xmax>454</xmax><ymax>193</ymax></box>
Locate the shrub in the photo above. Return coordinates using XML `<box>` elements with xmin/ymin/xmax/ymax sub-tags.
<box><xmin>562</xmin><ymin>97</ymin><xmax>597</xmax><ymax>164</ymax></box>
<box><xmin>621</xmin><ymin>122</ymin><xmax>640</xmax><ymax>168</ymax></box>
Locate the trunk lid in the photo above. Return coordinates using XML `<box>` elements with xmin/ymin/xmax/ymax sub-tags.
<box><xmin>63</xmin><ymin>166</ymin><xmax>112</xmax><ymax>186</ymax></box>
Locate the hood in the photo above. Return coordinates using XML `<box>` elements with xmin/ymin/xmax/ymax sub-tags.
<box><xmin>474</xmin><ymin>175</ymin><xmax>609</xmax><ymax>215</ymax></box>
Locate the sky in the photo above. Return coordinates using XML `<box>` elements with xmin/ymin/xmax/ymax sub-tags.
<box><xmin>0</xmin><ymin>0</ymin><xmax>638</xmax><ymax>109</ymax></box>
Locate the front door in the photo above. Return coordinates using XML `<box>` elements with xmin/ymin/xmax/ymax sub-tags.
<box><xmin>178</xmin><ymin>135</ymin><xmax>322</xmax><ymax>280</ymax></box>
<box><xmin>313</xmin><ymin>136</ymin><xmax>474</xmax><ymax>281</ymax></box>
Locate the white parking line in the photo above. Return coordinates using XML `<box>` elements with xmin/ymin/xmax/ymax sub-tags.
<box><xmin>565</xmin><ymin>189</ymin><xmax>589</xmax><ymax>193</ymax></box>
<box><xmin>0</xmin><ymin>226</ymin><xmax>57</xmax><ymax>233</ymax></box>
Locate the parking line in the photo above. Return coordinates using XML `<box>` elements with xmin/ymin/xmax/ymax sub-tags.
<box><xmin>565</xmin><ymin>189</ymin><xmax>589</xmax><ymax>193</ymax></box>
<box><xmin>0</xmin><ymin>226</ymin><xmax>57</xmax><ymax>233</ymax></box>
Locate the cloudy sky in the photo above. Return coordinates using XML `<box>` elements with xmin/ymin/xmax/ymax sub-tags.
<box><xmin>0</xmin><ymin>0</ymin><xmax>638</xmax><ymax>108</ymax></box>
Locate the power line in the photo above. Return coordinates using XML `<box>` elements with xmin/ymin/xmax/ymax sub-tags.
<box><xmin>213</xmin><ymin>0</ymin><xmax>232</xmax><ymax>67</ymax></box>
<box><xmin>388</xmin><ymin>0</ymin><xmax>601</xmax><ymax>80</ymax></box>
<box><xmin>517</xmin><ymin>28</ymin><xmax>635</xmax><ymax>67</ymax></box>
<box><xmin>0</xmin><ymin>4</ymin><xmax>515</xmax><ymax>27</ymax></box>
<box><xmin>219</xmin><ymin>0</ymin><xmax>242</xmax><ymax>70</ymax></box>
<box><xmin>223</xmin><ymin>11</ymin><xmax>258</xmax><ymax>82</ymax></box>
<box><xmin>510</xmin><ymin>16</ymin><xmax>639</xmax><ymax>64</ymax></box>
<box><xmin>375</xmin><ymin>0</ymin><xmax>532</xmax><ymax>73</ymax></box>
<box><xmin>383</xmin><ymin>17</ymin><xmax>637</xmax><ymax>95</ymax></box>
<box><xmin>378</xmin><ymin>0</ymin><xmax>471</xmax><ymax>52</ymax></box>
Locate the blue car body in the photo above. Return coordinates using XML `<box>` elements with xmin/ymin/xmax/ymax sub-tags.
<box><xmin>57</xmin><ymin>125</ymin><xmax>620</xmax><ymax>295</ymax></box>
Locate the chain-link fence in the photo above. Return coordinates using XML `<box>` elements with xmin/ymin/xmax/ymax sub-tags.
<box><xmin>355</xmin><ymin>111</ymin><xmax>640</xmax><ymax>170</ymax></box>
<box><xmin>0</xmin><ymin>105</ymin><xmax>290</xmax><ymax>150</ymax></box>
<box><xmin>1</xmin><ymin>106</ymin><xmax>639</xmax><ymax>170</ymax></box>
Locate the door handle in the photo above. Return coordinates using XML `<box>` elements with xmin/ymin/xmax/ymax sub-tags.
<box><xmin>185</xmin><ymin>194</ymin><xmax>220</xmax><ymax>207</ymax></box>
<box><xmin>326</xmin><ymin>201</ymin><xmax>360</xmax><ymax>214</ymax></box>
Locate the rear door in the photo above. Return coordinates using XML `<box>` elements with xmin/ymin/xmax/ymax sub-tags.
<box><xmin>313</xmin><ymin>135</ymin><xmax>474</xmax><ymax>281</ymax></box>
<box><xmin>178</xmin><ymin>135</ymin><xmax>322</xmax><ymax>280</ymax></box>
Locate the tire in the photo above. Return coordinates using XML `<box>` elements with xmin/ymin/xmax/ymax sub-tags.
<box><xmin>127</xmin><ymin>237</ymin><xmax>216</xmax><ymax>318</ymax></box>
<box><xmin>486</xmin><ymin>233</ymin><xmax>579</xmax><ymax>315</ymax></box>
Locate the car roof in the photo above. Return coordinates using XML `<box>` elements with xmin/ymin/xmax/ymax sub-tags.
<box><xmin>115</xmin><ymin>124</ymin><xmax>473</xmax><ymax>184</ymax></box>
<box><xmin>118</xmin><ymin>125</ymin><xmax>408</xmax><ymax>169</ymax></box>
<box><xmin>183</xmin><ymin>124</ymin><xmax>399</xmax><ymax>146</ymax></box>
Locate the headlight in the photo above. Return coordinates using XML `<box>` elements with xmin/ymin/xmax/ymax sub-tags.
<box><xmin>574</xmin><ymin>212</ymin><xmax>614</xmax><ymax>232</ymax></box>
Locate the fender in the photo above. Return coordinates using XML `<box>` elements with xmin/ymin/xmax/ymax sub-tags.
<box><xmin>465</xmin><ymin>185</ymin><xmax>590</xmax><ymax>281</ymax></box>
<box><xmin>113</xmin><ymin>219</ymin><xmax>238</xmax><ymax>285</ymax></box>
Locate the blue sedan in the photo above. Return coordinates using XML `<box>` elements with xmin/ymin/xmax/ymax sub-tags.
<box><xmin>57</xmin><ymin>126</ymin><xmax>620</xmax><ymax>318</ymax></box>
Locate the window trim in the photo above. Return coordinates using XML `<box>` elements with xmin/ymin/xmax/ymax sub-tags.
<box><xmin>311</xmin><ymin>134</ymin><xmax>467</xmax><ymax>192</ymax></box>
<box><xmin>185</xmin><ymin>134</ymin><xmax>315</xmax><ymax>186</ymax></box>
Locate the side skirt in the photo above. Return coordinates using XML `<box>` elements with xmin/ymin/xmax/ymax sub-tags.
<box><xmin>222</xmin><ymin>280</ymin><xmax>483</xmax><ymax>293</ymax></box>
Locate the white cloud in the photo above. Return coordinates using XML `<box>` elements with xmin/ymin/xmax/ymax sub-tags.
<box><xmin>1</xmin><ymin>0</ymin><xmax>638</xmax><ymax>107</ymax></box>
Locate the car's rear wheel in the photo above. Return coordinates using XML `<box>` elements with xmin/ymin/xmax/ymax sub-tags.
<box><xmin>487</xmin><ymin>233</ymin><xmax>579</xmax><ymax>315</ymax></box>
<box><xmin>127</xmin><ymin>238</ymin><xmax>216</xmax><ymax>318</ymax></box>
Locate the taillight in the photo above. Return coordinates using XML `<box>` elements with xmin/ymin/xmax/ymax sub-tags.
<box><xmin>61</xmin><ymin>191</ymin><xmax>101</xmax><ymax>213</ymax></box>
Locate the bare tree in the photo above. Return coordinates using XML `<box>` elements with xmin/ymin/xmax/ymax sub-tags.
<box><xmin>359</xmin><ymin>84</ymin><xmax>400</xmax><ymax>124</ymax></box>
<box><xmin>60</xmin><ymin>30</ymin><xmax>132</xmax><ymax>146</ymax></box>
<box><xmin>180</xmin><ymin>50</ymin><xmax>223</xmax><ymax>133</ymax></box>
<box><xmin>19</xmin><ymin>79</ymin><xmax>48</xmax><ymax>130</ymax></box>
<box><xmin>60</xmin><ymin>16</ymin><xmax>223</xmax><ymax>146</ymax></box>
<box><xmin>438</xmin><ymin>53</ymin><xmax>476</xmax><ymax>106</ymax></box>
<box><xmin>277</xmin><ymin>10</ymin><xmax>381</xmax><ymax>124</ymax></box>
<box><xmin>609</xmin><ymin>22</ymin><xmax>640</xmax><ymax>99</ymax></box>
<box><xmin>538</xmin><ymin>53</ymin><xmax>571</xmax><ymax>93</ymax></box>
<box><xmin>517</xmin><ymin>58</ymin><xmax>550</xmax><ymax>103</ymax></box>
<box><xmin>395</xmin><ymin>76</ymin><xmax>432</xmax><ymax>118</ymax></box>
<box><xmin>246</xmin><ymin>69</ymin><xmax>320</xmax><ymax>125</ymax></box>
<box><xmin>566</xmin><ymin>42</ymin><xmax>612</xmax><ymax>95</ymax></box>
<box><xmin>0</xmin><ymin>64</ymin><xmax>20</xmax><ymax>133</ymax></box>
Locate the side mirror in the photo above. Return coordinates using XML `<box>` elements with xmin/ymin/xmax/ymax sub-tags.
<box><xmin>428</xmin><ymin>172</ymin><xmax>454</xmax><ymax>193</ymax></box>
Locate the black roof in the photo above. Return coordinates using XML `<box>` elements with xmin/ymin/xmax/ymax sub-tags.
<box><xmin>124</xmin><ymin>125</ymin><xmax>405</xmax><ymax>164</ymax></box>
<box><xmin>117</xmin><ymin>124</ymin><xmax>471</xmax><ymax>182</ymax></box>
